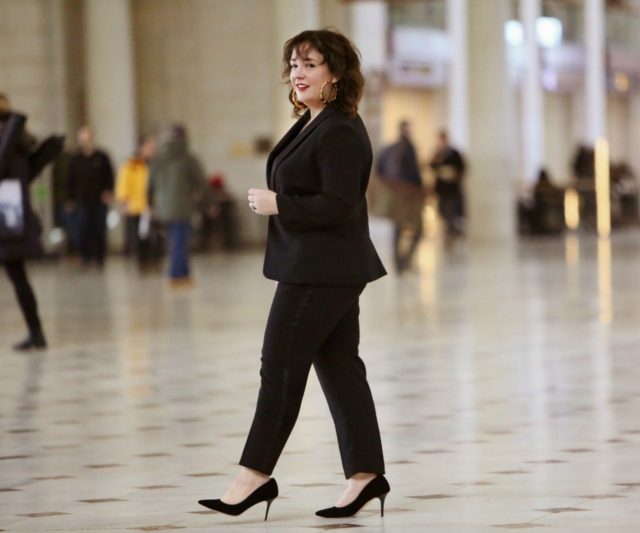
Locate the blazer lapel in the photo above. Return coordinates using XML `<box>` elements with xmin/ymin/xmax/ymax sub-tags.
<box><xmin>266</xmin><ymin>112</ymin><xmax>310</xmax><ymax>187</ymax></box>
<box><xmin>269</xmin><ymin>106</ymin><xmax>338</xmax><ymax>186</ymax></box>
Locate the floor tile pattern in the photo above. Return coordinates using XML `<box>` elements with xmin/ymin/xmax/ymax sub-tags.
<box><xmin>1</xmin><ymin>226</ymin><xmax>640</xmax><ymax>530</ymax></box>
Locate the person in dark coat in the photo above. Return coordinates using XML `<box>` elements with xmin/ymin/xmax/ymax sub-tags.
<box><xmin>0</xmin><ymin>106</ymin><xmax>64</xmax><ymax>351</ymax></box>
<box><xmin>198</xmin><ymin>29</ymin><xmax>389</xmax><ymax>522</ymax></box>
<box><xmin>571</xmin><ymin>143</ymin><xmax>597</xmax><ymax>226</ymax></box>
<box><xmin>67</xmin><ymin>126</ymin><xmax>114</xmax><ymax>267</ymax></box>
<box><xmin>430</xmin><ymin>129</ymin><xmax>466</xmax><ymax>238</ymax></box>
<box><xmin>376</xmin><ymin>121</ymin><xmax>426</xmax><ymax>273</ymax></box>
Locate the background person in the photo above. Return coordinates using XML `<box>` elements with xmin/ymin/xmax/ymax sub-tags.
<box><xmin>0</xmin><ymin>103</ymin><xmax>64</xmax><ymax>350</ymax></box>
<box><xmin>115</xmin><ymin>135</ymin><xmax>155</xmax><ymax>264</ymax></box>
<box><xmin>376</xmin><ymin>120</ymin><xmax>426</xmax><ymax>273</ymax></box>
<box><xmin>67</xmin><ymin>126</ymin><xmax>114</xmax><ymax>267</ymax></box>
<box><xmin>147</xmin><ymin>124</ymin><xmax>207</xmax><ymax>286</ymax></box>
<box><xmin>430</xmin><ymin>129</ymin><xmax>466</xmax><ymax>239</ymax></box>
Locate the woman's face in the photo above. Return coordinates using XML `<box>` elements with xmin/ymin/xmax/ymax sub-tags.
<box><xmin>289</xmin><ymin>46</ymin><xmax>337</xmax><ymax>111</ymax></box>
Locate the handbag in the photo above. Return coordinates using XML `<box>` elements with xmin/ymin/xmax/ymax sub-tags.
<box><xmin>368</xmin><ymin>175</ymin><xmax>425</xmax><ymax>226</ymax></box>
<box><xmin>138</xmin><ymin>210</ymin><xmax>152</xmax><ymax>239</ymax></box>
<box><xmin>367</xmin><ymin>175</ymin><xmax>395</xmax><ymax>219</ymax></box>
<box><xmin>0</xmin><ymin>113</ymin><xmax>27</xmax><ymax>240</ymax></box>
<box><xmin>0</xmin><ymin>178</ymin><xmax>24</xmax><ymax>239</ymax></box>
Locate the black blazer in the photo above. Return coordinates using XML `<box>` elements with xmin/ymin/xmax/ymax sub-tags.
<box><xmin>264</xmin><ymin>106</ymin><xmax>386</xmax><ymax>285</ymax></box>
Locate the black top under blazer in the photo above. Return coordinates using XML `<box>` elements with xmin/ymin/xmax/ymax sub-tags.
<box><xmin>264</xmin><ymin>106</ymin><xmax>386</xmax><ymax>285</ymax></box>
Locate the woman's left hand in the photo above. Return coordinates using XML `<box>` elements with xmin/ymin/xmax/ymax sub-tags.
<box><xmin>248</xmin><ymin>188</ymin><xmax>278</xmax><ymax>216</ymax></box>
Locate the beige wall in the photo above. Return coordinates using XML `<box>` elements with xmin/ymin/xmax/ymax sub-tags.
<box><xmin>630</xmin><ymin>94</ymin><xmax>640</xmax><ymax>177</ymax></box>
<box><xmin>59</xmin><ymin>0</ymin><xmax>86</xmax><ymax>137</ymax></box>
<box><xmin>132</xmin><ymin>0</ymin><xmax>277</xmax><ymax>243</ymax></box>
<box><xmin>320</xmin><ymin>0</ymin><xmax>350</xmax><ymax>33</ymax></box>
<box><xmin>0</xmin><ymin>0</ymin><xmax>86</xmax><ymax>137</ymax></box>
<box><xmin>0</xmin><ymin>0</ymin><xmax>55</xmax><ymax>136</ymax></box>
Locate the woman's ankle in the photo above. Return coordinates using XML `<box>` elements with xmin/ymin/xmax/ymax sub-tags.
<box><xmin>237</xmin><ymin>467</ymin><xmax>269</xmax><ymax>484</ymax></box>
<box><xmin>349</xmin><ymin>472</ymin><xmax>376</xmax><ymax>482</ymax></box>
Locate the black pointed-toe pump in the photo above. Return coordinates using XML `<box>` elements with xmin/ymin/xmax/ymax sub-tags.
<box><xmin>316</xmin><ymin>475</ymin><xmax>390</xmax><ymax>518</ymax></box>
<box><xmin>198</xmin><ymin>478</ymin><xmax>278</xmax><ymax>521</ymax></box>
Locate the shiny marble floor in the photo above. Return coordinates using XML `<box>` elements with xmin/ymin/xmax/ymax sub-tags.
<box><xmin>1</xmin><ymin>222</ymin><xmax>640</xmax><ymax>531</ymax></box>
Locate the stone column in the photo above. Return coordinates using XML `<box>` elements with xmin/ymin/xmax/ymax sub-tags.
<box><xmin>520</xmin><ymin>0</ymin><xmax>544</xmax><ymax>185</ymax></box>
<box><xmin>466</xmin><ymin>0</ymin><xmax>516</xmax><ymax>245</ymax></box>
<box><xmin>447</xmin><ymin>0</ymin><xmax>469</xmax><ymax>151</ymax></box>
<box><xmin>84</xmin><ymin>0</ymin><xmax>137</xmax><ymax>166</ymax></box>
<box><xmin>44</xmin><ymin>0</ymin><xmax>69</xmax><ymax>134</ymax></box>
<box><xmin>350</xmin><ymin>0</ymin><xmax>387</xmax><ymax>73</ymax></box>
<box><xmin>629</xmin><ymin>93</ymin><xmax>640</xmax><ymax>182</ymax></box>
<box><xmin>33</xmin><ymin>0</ymin><xmax>70</xmax><ymax>247</ymax></box>
<box><xmin>272</xmin><ymin>0</ymin><xmax>320</xmax><ymax>139</ymax></box>
<box><xmin>350</xmin><ymin>0</ymin><xmax>387</xmax><ymax>150</ymax></box>
<box><xmin>584</xmin><ymin>0</ymin><xmax>606</xmax><ymax>142</ymax></box>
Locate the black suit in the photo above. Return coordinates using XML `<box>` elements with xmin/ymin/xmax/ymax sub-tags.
<box><xmin>239</xmin><ymin>106</ymin><xmax>386</xmax><ymax>479</ymax></box>
<box><xmin>265</xmin><ymin>106</ymin><xmax>386</xmax><ymax>284</ymax></box>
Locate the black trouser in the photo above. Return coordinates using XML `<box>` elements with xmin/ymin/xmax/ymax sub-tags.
<box><xmin>438</xmin><ymin>193</ymin><xmax>464</xmax><ymax>236</ymax></box>
<box><xmin>2</xmin><ymin>259</ymin><xmax>42</xmax><ymax>334</ymax></box>
<box><xmin>240</xmin><ymin>283</ymin><xmax>385</xmax><ymax>479</ymax></box>
<box><xmin>124</xmin><ymin>214</ymin><xmax>141</xmax><ymax>257</ymax></box>
<box><xmin>78</xmin><ymin>203</ymin><xmax>107</xmax><ymax>265</ymax></box>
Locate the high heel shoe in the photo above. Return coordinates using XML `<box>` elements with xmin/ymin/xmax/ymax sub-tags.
<box><xmin>198</xmin><ymin>478</ymin><xmax>278</xmax><ymax>521</ymax></box>
<box><xmin>315</xmin><ymin>475</ymin><xmax>390</xmax><ymax>518</ymax></box>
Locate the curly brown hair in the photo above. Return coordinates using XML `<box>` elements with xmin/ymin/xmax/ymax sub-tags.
<box><xmin>282</xmin><ymin>29</ymin><xmax>364</xmax><ymax>118</ymax></box>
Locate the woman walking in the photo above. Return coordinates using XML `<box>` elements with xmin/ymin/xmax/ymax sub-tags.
<box><xmin>198</xmin><ymin>29</ymin><xmax>389</xmax><ymax>520</ymax></box>
<box><xmin>0</xmin><ymin>104</ymin><xmax>63</xmax><ymax>351</ymax></box>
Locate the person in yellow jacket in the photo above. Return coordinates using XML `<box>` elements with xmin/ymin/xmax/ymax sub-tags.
<box><xmin>115</xmin><ymin>136</ymin><xmax>155</xmax><ymax>262</ymax></box>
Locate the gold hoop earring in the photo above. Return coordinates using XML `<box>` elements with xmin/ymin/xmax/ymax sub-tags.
<box><xmin>289</xmin><ymin>89</ymin><xmax>305</xmax><ymax>110</ymax></box>
<box><xmin>320</xmin><ymin>81</ymin><xmax>338</xmax><ymax>105</ymax></box>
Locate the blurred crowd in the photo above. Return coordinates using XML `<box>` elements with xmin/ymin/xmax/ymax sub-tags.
<box><xmin>1</xmin><ymin>93</ymin><xmax>241</xmax><ymax>350</ymax></box>
<box><xmin>51</xmin><ymin>123</ymin><xmax>239</xmax><ymax>285</ymax></box>
<box><xmin>517</xmin><ymin>145</ymin><xmax>638</xmax><ymax>236</ymax></box>
<box><xmin>371</xmin><ymin>120</ymin><xmax>639</xmax><ymax>274</ymax></box>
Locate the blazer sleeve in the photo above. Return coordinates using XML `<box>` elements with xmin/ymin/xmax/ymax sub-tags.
<box><xmin>275</xmin><ymin>122</ymin><xmax>364</xmax><ymax>231</ymax></box>
<box><xmin>28</xmin><ymin>135</ymin><xmax>65</xmax><ymax>182</ymax></box>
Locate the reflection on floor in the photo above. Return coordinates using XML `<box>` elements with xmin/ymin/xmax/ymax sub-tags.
<box><xmin>1</xmin><ymin>227</ymin><xmax>640</xmax><ymax>531</ymax></box>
